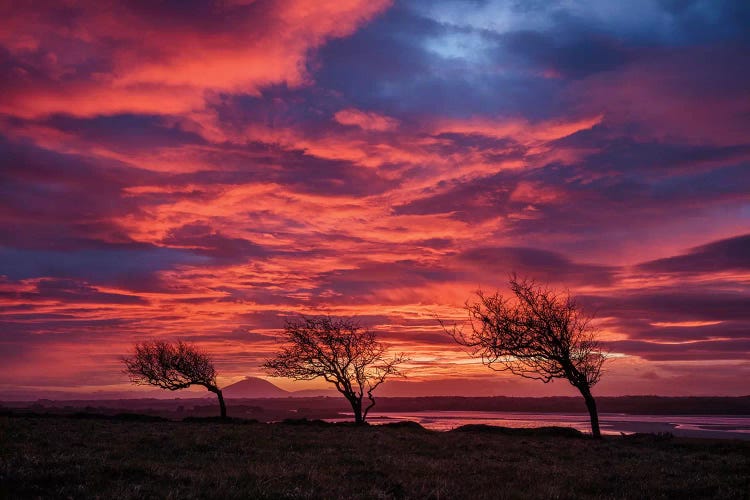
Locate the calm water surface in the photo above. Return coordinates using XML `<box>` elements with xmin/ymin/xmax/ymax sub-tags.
<box><xmin>331</xmin><ymin>411</ymin><xmax>750</xmax><ymax>439</ymax></box>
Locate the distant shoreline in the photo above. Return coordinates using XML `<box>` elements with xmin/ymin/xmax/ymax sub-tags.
<box><xmin>356</xmin><ymin>410</ymin><xmax>750</xmax><ymax>440</ymax></box>
<box><xmin>3</xmin><ymin>395</ymin><xmax>749</xmax><ymax>416</ymax></box>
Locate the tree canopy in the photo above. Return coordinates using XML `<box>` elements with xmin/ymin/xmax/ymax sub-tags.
<box><xmin>264</xmin><ymin>315</ymin><xmax>406</xmax><ymax>424</ymax></box>
<box><xmin>123</xmin><ymin>340</ymin><xmax>227</xmax><ymax>418</ymax></box>
<box><xmin>443</xmin><ymin>276</ymin><xmax>606</xmax><ymax>437</ymax></box>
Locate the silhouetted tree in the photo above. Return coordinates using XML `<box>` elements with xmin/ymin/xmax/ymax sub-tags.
<box><xmin>442</xmin><ymin>276</ymin><xmax>606</xmax><ymax>437</ymax></box>
<box><xmin>263</xmin><ymin>316</ymin><xmax>406</xmax><ymax>424</ymax></box>
<box><xmin>123</xmin><ymin>340</ymin><xmax>226</xmax><ymax>419</ymax></box>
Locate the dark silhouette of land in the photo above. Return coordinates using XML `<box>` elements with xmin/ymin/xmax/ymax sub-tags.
<box><xmin>2</xmin><ymin>413</ymin><xmax>749</xmax><ymax>499</ymax></box>
<box><xmin>4</xmin><ymin>395</ymin><xmax>749</xmax><ymax>421</ymax></box>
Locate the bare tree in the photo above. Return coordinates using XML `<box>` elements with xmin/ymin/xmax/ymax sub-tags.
<box><xmin>263</xmin><ymin>316</ymin><xmax>406</xmax><ymax>424</ymax></box>
<box><xmin>442</xmin><ymin>276</ymin><xmax>606</xmax><ymax>437</ymax></box>
<box><xmin>123</xmin><ymin>340</ymin><xmax>227</xmax><ymax>419</ymax></box>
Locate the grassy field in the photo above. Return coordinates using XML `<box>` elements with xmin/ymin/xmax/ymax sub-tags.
<box><xmin>2</xmin><ymin>415</ymin><xmax>749</xmax><ymax>499</ymax></box>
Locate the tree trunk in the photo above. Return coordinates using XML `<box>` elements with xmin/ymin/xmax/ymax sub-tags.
<box><xmin>206</xmin><ymin>385</ymin><xmax>227</xmax><ymax>419</ymax></box>
<box><xmin>350</xmin><ymin>397</ymin><xmax>364</xmax><ymax>425</ymax></box>
<box><xmin>578</xmin><ymin>385</ymin><xmax>601</xmax><ymax>438</ymax></box>
<box><xmin>216</xmin><ymin>389</ymin><xmax>227</xmax><ymax>419</ymax></box>
<box><xmin>362</xmin><ymin>394</ymin><xmax>376</xmax><ymax>422</ymax></box>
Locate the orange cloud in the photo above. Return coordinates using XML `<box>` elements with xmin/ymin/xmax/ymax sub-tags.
<box><xmin>433</xmin><ymin>114</ymin><xmax>604</xmax><ymax>142</ymax></box>
<box><xmin>509</xmin><ymin>181</ymin><xmax>566</xmax><ymax>205</ymax></box>
<box><xmin>334</xmin><ymin>108</ymin><xmax>400</xmax><ymax>131</ymax></box>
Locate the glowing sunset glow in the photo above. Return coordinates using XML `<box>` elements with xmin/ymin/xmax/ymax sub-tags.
<box><xmin>1</xmin><ymin>0</ymin><xmax>748</xmax><ymax>399</ymax></box>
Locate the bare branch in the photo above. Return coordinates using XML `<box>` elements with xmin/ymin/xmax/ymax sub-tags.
<box><xmin>122</xmin><ymin>340</ymin><xmax>226</xmax><ymax>418</ymax></box>
<box><xmin>262</xmin><ymin>315</ymin><xmax>408</xmax><ymax>424</ymax></box>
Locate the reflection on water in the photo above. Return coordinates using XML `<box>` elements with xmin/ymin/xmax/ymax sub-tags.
<box><xmin>329</xmin><ymin>411</ymin><xmax>750</xmax><ymax>439</ymax></box>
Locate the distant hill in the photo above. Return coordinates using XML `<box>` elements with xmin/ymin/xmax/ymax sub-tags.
<box><xmin>222</xmin><ymin>377</ymin><xmax>290</xmax><ymax>398</ymax></box>
<box><xmin>0</xmin><ymin>378</ymin><xmax>337</xmax><ymax>402</ymax></box>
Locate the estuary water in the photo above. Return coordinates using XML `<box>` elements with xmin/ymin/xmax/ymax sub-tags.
<box><xmin>332</xmin><ymin>411</ymin><xmax>750</xmax><ymax>439</ymax></box>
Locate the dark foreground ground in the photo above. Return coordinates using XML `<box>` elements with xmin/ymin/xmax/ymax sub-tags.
<box><xmin>2</xmin><ymin>415</ymin><xmax>749</xmax><ymax>499</ymax></box>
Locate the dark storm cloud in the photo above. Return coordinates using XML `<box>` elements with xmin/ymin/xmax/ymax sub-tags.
<box><xmin>499</xmin><ymin>30</ymin><xmax>633</xmax><ymax>79</ymax></box>
<box><xmin>638</xmin><ymin>234</ymin><xmax>750</xmax><ymax>274</ymax></box>
<box><xmin>313</xmin><ymin>260</ymin><xmax>457</xmax><ymax>303</ymax></box>
<box><xmin>583</xmin><ymin>285</ymin><xmax>750</xmax><ymax>362</ymax></box>
<box><xmin>0</xmin><ymin>278</ymin><xmax>147</xmax><ymax>305</ymax></box>
<box><xmin>500</xmin><ymin>161</ymin><xmax>750</xmax><ymax>239</ymax></box>
<box><xmin>394</xmin><ymin>171</ymin><xmax>517</xmax><ymax>221</ymax></box>
<box><xmin>315</xmin><ymin>2</ymin><xmax>567</xmax><ymax>119</ymax></box>
<box><xmin>582</xmin><ymin>288</ymin><xmax>750</xmax><ymax>323</ymax></box>
<box><xmin>656</xmin><ymin>0</ymin><xmax>750</xmax><ymax>43</ymax></box>
<box><xmin>608</xmin><ymin>317</ymin><xmax>750</xmax><ymax>342</ymax></box>
<box><xmin>0</xmin><ymin>246</ymin><xmax>205</xmax><ymax>282</ymax></box>
<box><xmin>314</xmin><ymin>0</ymin><xmax>750</xmax><ymax>120</ymax></box>
<box><xmin>209</xmin><ymin>86</ymin><xmax>343</xmax><ymax>137</ymax></box>
<box><xmin>556</xmin><ymin>131</ymin><xmax>750</xmax><ymax>174</ymax></box>
<box><xmin>605</xmin><ymin>339</ymin><xmax>750</xmax><ymax>361</ymax></box>
<box><xmin>457</xmin><ymin>246</ymin><xmax>616</xmax><ymax>286</ymax></box>
<box><xmin>0</xmin><ymin>318</ymin><xmax>132</xmax><ymax>343</ymax></box>
<box><xmin>165</xmin><ymin>144</ymin><xmax>399</xmax><ymax>197</ymax></box>
<box><xmin>34</xmin><ymin>278</ymin><xmax>146</xmax><ymax>304</ymax></box>
<box><xmin>40</xmin><ymin>114</ymin><xmax>208</xmax><ymax>151</ymax></box>
<box><xmin>314</xmin><ymin>4</ymin><xmax>439</xmax><ymax>109</ymax></box>
<box><xmin>0</xmin><ymin>136</ymin><xmax>156</xmax><ymax>249</ymax></box>
<box><xmin>162</xmin><ymin>223</ymin><xmax>270</xmax><ymax>262</ymax></box>
<box><xmin>0</xmin><ymin>135</ymin><xmax>205</xmax><ymax>281</ymax></box>
<box><xmin>120</xmin><ymin>0</ymin><xmax>268</xmax><ymax>32</ymax></box>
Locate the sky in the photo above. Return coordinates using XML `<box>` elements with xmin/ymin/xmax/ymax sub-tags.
<box><xmin>1</xmin><ymin>0</ymin><xmax>749</xmax><ymax>399</ymax></box>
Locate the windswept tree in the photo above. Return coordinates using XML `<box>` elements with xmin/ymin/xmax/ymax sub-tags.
<box><xmin>263</xmin><ymin>316</ymin><xmax>407</xmax><ymax>424</ymax></box>
<box><xmin>442</xmin><ymin>276</ymin><xmax>607</xmax><ymax>437</ymax></box>
<box><xmin>123</xmin><ymin>340</ymin><xmax>227</xmax><ymax>419</ymax></box>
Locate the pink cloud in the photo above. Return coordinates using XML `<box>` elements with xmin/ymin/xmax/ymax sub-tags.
<box><xmin>433</xmin><ymin>115</ymin><xmax>603</xmax><ymax>143</ymax></box>
<box><xmin>0</xmin><ymin>0</ymin><xmax>392</xmax><ymax>117</ymax></box>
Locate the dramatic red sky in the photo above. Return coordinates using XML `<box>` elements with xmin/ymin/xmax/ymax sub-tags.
<box><xmin>1</xmin><ymin>0</ymin><xmax>749</xmax><ymax>399</ymax></box>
